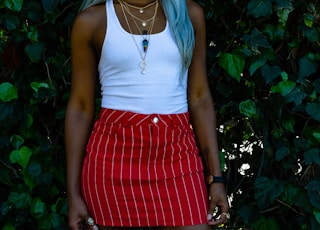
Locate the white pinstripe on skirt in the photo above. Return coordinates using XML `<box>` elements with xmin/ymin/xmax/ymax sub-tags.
<box><xmin>81</xmin><ymin>108</ymin><xmax>208</xmax><ymax>227</ymax></box>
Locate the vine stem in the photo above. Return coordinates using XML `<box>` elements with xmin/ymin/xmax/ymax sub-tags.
<box><xmin>0</xmin><ymin>158</ymin><xmax>20</xmax><ymax>179</ymax></box>
<box><xmin>276</xmin><ymin>199</ymin><xmax>306</xmax><ymax>216</ymax></box>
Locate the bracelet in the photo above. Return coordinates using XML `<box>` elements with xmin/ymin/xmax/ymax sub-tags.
<box><xmin>206</xmin><ymin>174</ymin><xmax>226</xmax><ymax>185</ymax></box>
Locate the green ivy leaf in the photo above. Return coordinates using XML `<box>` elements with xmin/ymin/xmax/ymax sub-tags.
<box><xmin>252</xmin><ymin>217</ymin><xmax>280</xmax><ymax>230</ymax></box>
<box><xmin>285</xmin><ymin>87</ymin><xmax>307</xmax><ymax>105</ymax></box>
<box><xmin>298</xmin><ymin>55</ymin><xmax>318</xmax><ymax>78</ymax></box>
<box><xmin>276</xmin><ymin>7</ymin><xmax>293</xmax><ymax>26</ymax></box>
<box><xmin>282</xmin><ymin>115</ymin><xmax>295</xmax><ymax>132</ymax></box>
<box><xmin>304</xmin><ymin>148</ymin><xmax>320</xmax><ymax>164</ymax></box>
<box><xmin>249</xmin><ymin>55</ymin><xmax>268</xmax><ymax>76</ymax></box>
<box><xmin>41</xmin><ymin>0</ymin><xmax>59</xmax><ymax>13</ymax></box>
<box><xmin>271</xmin><ymin>80</ymin><xmax>296</xmax><ymax>96</ymax></box>
<box><xmin>2</xmin><ymin>224</ymin><xmax>16</xmax><ymax>230</ymax></box>
<box><xmin>247</xmin><ymin>0</ymin><xmax>273</xmax><ymax>18</ymax></box>
<box><xmin>10</xmin><ymin>134</ymin><xmax>24</xmax><ymax>149</ymax></box>
<box><xmin>261</xmin><ymin>64</ymin><xmax>281</xmax><ymax>83</ymax></box>
<box><xmin>306</xmin><ymin>102</ymin><xmax>320</xmax><ymax>122</ymax></box>
<box><xmin>25</xmin><ymin>42</ymin><xmax>44</xmax><ymax>62</ymax></box>
<box><xmin>9</xmin><ymin>146</ymin><xmax>32</xmax><ymax>168</ymax></box>
<box><xmin>254</xmin><ymin>177</ymin><xmax>285</xmax><ymax>209</ymax></box>
<box><xmin>263</xmin><ymin>24</ymin><xmax>285</xmax><ymax>42</ymax></box>
<box><xmin>304</xmin><ymin>14</ymin><xmax>315</xmax><ymax>28</ymax></box>
<box><xmin>2</xmin><ymin>14</ymin><xmax>20</xmax><ymax>30</ymax></box>
<box><xmin>308</xmin><ymin>181</ymin><xmax>320</xmax><ymax>210</ymax></box>
<box><xmin>20</xmin><ymin>168</ymin><xmax>36</xmax><ymax>191</ymax></box>
<box><xmin>239</xmin><ymin>99</ymin><xmax>256</xmax><ymax>118</ymax></box>
<box><xmin>303</xmin><ymin>26</ymin><xmax>320</xmax><ymax>42</ymax></box>
<box><xmin>52</xmin><ymin>198</ymin><xmax>68</xmax><ymax>215</ymax></box>
<box><xmin>281</xmin><ymin>183</ymin><xmax>303</xmax><ymax>206</ymax></box>
<box><xmin>4</xmin><ymin>0</ymin><xmax>23</xmax><ymax>12</ymax></box>
<box><xmin>38</xmin><ymin>212</ymin><xmax>61</xmax><ymax>229</ymax></box>
<box><xmin>27</xmin><ymin>26</ymin><xmax>39</xmax><ymax>42</ymax></box>
<box><xmin>218</xmin><ymin>52</ymin><xmax>245</xmax><ymax>82</ymax></box>
<box><xmin>314</xmin><ymin>208</ymin><xmax>320</xmax><ymax>225</ymax></box>
<box><xmin>242</xmin><ymin>28</ymin><xmax>271</xmax><ymax>48</ymax></box>
<box><xmin>30</xmin><ymin>82</ymin><xmax>50</xmax><ymax>93</ymax></box>
<box><xmin>275</xmin><ymin>146</ymin><xmax>289</xmax><ymax>161</ymax></box>
<box><xmin>31</xmin><ymin>197</ymin><xmax>47</xmax><ymax>214</ymax></box>
<box><xmin>281</xmin><ymin>71</ymin><xmax>288</xmax><ymax>80</ymax></box>
<box><xmin>8</xmin><ymin>191</ymin><xmax>32</xmax><ymax>209</ymax></box>
<box><xmin>0</xmin><ymin>82</ymin><xmax>18</xmax><ymax>102</ymax></box>
<box><xmin>313</xmin><ymin>132</ymin><xmax>320</xmax><ymax>142</ymax></box>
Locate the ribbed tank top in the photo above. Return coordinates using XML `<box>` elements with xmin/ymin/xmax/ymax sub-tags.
<box><xmin>98</xmin><ymin>0</ymin><xmax>188</xmax><ymax>114</ymax></box>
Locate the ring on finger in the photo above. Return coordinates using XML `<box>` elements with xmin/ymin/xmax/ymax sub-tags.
<box><xmin>221</xmin><ymin>212</ymin><xmax>230</xmax><ymax>219</ymax></box>
<box><xmin>87</xmin><ymin>217</ymin><xmax>95</xmax><ymax>226</ymax></box>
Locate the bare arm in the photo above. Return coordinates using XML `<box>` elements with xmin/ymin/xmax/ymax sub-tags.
<box><xmin>65</xmin><ymin>8</ymin><xmax>99</xmax><ymax>229</ymax></box>
<box><xmin>187</xmin><ymin>0</ymin><xmax>229</xmax><ymax>225</ymax></box>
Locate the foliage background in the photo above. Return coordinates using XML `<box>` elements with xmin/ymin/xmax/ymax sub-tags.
<box><xmin>0</xmin><ymin>0</ymin><xmax>319</xmax><ymax>229</ymax></box>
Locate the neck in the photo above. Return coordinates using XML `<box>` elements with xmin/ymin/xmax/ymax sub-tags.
<box><xmin>122</xmin><ymin>0</ymin><xmax>158</xmax><ymax>7</ymax></box>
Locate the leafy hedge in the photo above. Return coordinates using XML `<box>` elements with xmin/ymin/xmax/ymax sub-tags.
<box><xmin>0</xmin><ymin>0</ymin><xmax>319</xmax><ymax>229</ymax></box>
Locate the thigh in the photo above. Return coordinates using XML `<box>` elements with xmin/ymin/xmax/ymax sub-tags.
<box><xmin>158</xmin><ymin>224</ymin><xmax>212</xmax><ymax>230</ymax></box>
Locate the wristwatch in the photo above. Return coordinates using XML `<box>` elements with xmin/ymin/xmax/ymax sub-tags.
<box><xmin>206</xmin><ymin>174</ymin><xmax>226</xmax><ymax>185</ymax></box>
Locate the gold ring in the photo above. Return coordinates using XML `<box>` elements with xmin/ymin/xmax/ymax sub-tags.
<box><xmin>221</xmin><ymin>212</ymin><xmax>230</xmax><ymax>219</ymax></box>
<box><xmin>87</xmin><ymin>217</ymin><xmax>95</xmax><ymax>226</ymax></box>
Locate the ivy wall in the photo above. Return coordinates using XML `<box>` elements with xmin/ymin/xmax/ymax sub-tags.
<box><xmin>0</xmin><ymin>0</ymin><xmax>319</xmax><ymax>229</ymax></box>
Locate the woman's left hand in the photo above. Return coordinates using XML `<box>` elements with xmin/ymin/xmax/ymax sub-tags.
<box><xmin>206</xmin><ymin>183</ymin><xmax>229</xmax><ymax>226</ymax></box>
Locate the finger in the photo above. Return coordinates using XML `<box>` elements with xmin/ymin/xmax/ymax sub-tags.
<box><xmin>92</xmin><ymin>225</ymin><xmax>99</xmax><ymax>230</ymax></box>
<box><xmin>82</xmin><ymin>216</ymin><xmax>99</xmax><ymax>230</ymax></box>
<box><xmin>206</xmin><ymin>200</ymin><xmax>218</xmax><ymax>221</ymax></box>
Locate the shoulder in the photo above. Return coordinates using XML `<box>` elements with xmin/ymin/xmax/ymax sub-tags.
<box><xmin>72</xmin><ymin>4</ymin><xmax>106</xmax><ymax>42</ymax></box>
<box><xmin>186</xmin><ymin>0</ymin><xmax>205</xmax><ymax>31</ymax></box>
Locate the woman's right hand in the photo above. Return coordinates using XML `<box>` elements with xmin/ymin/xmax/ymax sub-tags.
<box><xmin>68</xmin><ymin>196</ymin><xmax>98</xmax><ymax>230</ymax></box>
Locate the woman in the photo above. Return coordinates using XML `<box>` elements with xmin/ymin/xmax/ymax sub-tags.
<box><xmin>65</xmin><ymin>0</ymin><xmax>229</xmax><ymax>229</ymax></box>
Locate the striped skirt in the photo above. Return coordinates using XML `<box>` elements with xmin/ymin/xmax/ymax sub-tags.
<box><xmin>81</xmin><ymin>108</ymin><xmax>208</xmax><ymax>227</ymax></box>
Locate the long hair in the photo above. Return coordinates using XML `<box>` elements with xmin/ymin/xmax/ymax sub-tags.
<box><xmin>79</xmin><ymin>0</ymin><xmax>195</xmax><ymax>70</ymax></box>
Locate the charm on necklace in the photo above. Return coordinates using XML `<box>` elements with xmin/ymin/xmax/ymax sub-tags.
<box><xmin>143</xmin><ymin>39</ymin><xmax>148</xmax><ymax>52</ymax></box>
<box><xmin>140</xmin><ymin>61</ymin><xmax>147</xmax><ymax>74</ymax></box>
<box><xmin>141</xmin><ymin>21</ymin><xmax>147</xmax><ymax>27</ymax></box>
<box><xmin>139</xmin><ymin>8</ymin><xmax>144</xmax><ymax>14</ymax></box>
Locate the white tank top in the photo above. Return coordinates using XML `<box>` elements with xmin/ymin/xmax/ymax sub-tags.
<box><xmin>98</xmin><ymin>0</ymin><xmax>188</xmax><ymax>114</ymax></box>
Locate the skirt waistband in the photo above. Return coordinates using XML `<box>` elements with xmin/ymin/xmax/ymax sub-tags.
<box><xmin>97</xmin><ymin>108</ymin><xmax>191</xmax><ymax>127</ymax></box>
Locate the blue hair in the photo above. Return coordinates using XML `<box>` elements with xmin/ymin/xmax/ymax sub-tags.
<box><xmin>161</xmin><ymin>0</ymin><xmax>195</xmax><ymax>70</ymax></box>
<box><xmin>80</xmin><ymin>0</ymin><xmax>195</xmax><ymax>70</ymax></box>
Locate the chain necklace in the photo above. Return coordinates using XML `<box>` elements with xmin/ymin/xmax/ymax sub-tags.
<box><xmin>119</xmin><ymin>0</ymin><xmax>158</xmax><ymax>74</ymax></box>
<box><xmin>121</xmin><ymin>0</ymin><xmax>159</xmax><ymax>27</ymax></box>
<box><xmin>122</xmin><ymin>0</ymin><xmax>158</xmax><ymax>14</ymax></box>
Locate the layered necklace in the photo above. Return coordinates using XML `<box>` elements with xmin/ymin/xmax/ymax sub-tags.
<box><xmin>119</xmin><ymin>0</ymin><xmax>159</xmax><ymax>74</ymax></box>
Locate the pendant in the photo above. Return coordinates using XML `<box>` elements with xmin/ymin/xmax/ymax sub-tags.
<box><xmin>139</xmin><ymin>9</ymin><xmax>144</xmax><ymax>14</ymax></box>
<box><xmin>142</xmin><ymin>21</ymin><xmax>147</xmax><ymax>27</ymax></box>
<box><xmin>140</xmin><ymin>60</ymin><xmax>147</xmax><ymax>74</ymax></box>
<box><xmin>143</xmin><ymin>39</ymin><xmax>148</xmax><ymax>53</ymax></box>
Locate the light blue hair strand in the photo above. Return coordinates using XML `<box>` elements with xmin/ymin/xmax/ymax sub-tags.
<box><xmin>80</xmin><ymin>0</ymin><xmax>195</xmax><ymax>70</ymax></box>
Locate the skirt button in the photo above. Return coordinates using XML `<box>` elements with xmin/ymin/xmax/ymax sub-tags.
<box><xmin>152</xmin><ymin>117</ymin><xmax>159</xmax><ymax>124</ymax></box>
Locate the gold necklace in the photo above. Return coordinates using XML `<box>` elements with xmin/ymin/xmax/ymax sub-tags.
<box><xmin>119</xmin><ymin>0</ymin><xmax>158</xmax><ymax>74</ymax></box>
<box><xmin>121</xmin><ymin>0</ymin><xmax>159</xmax><ymax>27</ymax></box>
<box><xmin>122</xmin><ymin>0</ymin><xmax>158</xmax><ymax>14</ymax></box>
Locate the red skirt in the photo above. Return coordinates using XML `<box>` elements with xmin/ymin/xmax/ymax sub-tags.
<box><xmin>81</xmin><ymin>108</ymin><xmax>208</xmax><ymax>227</ymax></box>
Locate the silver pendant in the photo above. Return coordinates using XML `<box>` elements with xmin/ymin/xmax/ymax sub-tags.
<box><xmin>142</xmin><ymin>21</ymin><xmax>147</xmax><ymax>27</ymax></box>
<box><xmin>139</xmin><ymin>9</ymin><xmax>144</xmax><ymax>14</ymax></box>
<box><xmin>140</xmin><ymin>61</ymin><xmax>147</xmax><ymax>74</ymax></box>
